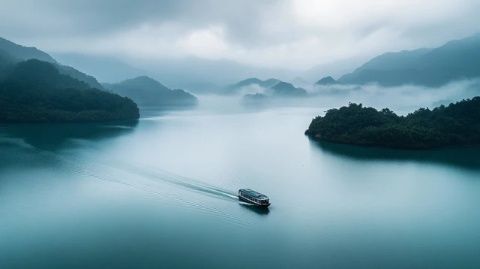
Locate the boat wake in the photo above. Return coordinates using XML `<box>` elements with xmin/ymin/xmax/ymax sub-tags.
<box><xmin>113</xmin><ymin>162</ymin><xmax>239</xmax><ymax>201</ymax></box>
<box><xmin>1</xmin><ymin>136</ymin><xmax>261</xmax><ymax>225</ymax></box>
<box><xmin>29</xmin><ymin>143</ymin><xmax>238</xmax><ymax>201</ymax></box>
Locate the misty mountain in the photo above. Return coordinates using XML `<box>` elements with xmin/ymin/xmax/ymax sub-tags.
<box><xmin>53</xmin><ymin>53</ymin><xmax>147</xmax><ymax>83</ymax></box>
<box><xmin>141</xmin><ymin>58</ymin><xmax>294</xmax><ymax>93</ymax></box>
<box><xmin>289</xmin><ymin>77</ymin><xmax>312</xmax><ymax>89</ymax></box>
<box><xmin>0</xmin><ymin>37</ymin><xmax>56</xmax><ymax>63</ymax></box>
<box><xmin>0</xmin><ymin>37</ymin><xmax>103</xmax><ymax>89</ymax></box>
<box><xmin>303</xmin><ymin>57</ymin><xmax>365</xmax><ymax>83</ymax></box>
<box><xmin>339</xmin><ymin>33</ymin><xmax>480</xmax><ymax>87</ymax></box>
<box><xmin>52</xmin><ymin>52</ymin><xmax>294</xmax><ymax>93</ymax></box>
<box><xmin>228</xmin><ymin>78</ymin><xmax>281</xmax><ymax>91</ymax></box>
<box><xmin>271</xmin><ymin>82</ymin><xmax>307</xmax><ymax>97</ymax></box>
<box><xmin>315</xmin><ymin>76</ymin><xmax>336</xmax><ymax>85</ymax></box>
<box><xmin>229</xmin><ymin>77</ymin><xmax>307</xmax><ymax>97</ymax></box>
<box><xmin>0</xmin><ymin>59</ymin><xmax>139</xmax><ymax>122</ymax></box>
<box><xmin>104</xmin><ymin>76</ymin><xmax>198</xmax><ymax>107</ymax></box>
<box><xmin>231</xmin><ymin>78</ymin><xmax>307</xmax><ymax>100</ymax></box>
<box><xmin>56</xmin><ymin>65</ymin><xmax>104</xmax><ymax>89</ymax></box>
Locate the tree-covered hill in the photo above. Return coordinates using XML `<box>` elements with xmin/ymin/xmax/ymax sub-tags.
<box><xmin>0</xmin><ymin>59</ymin><xmax>139</xmax><ymax>123</ymax></box>
<box><xmin>305</xmin><ymin>97</ymin><xmax>480</xmax><ymax>149</ymax></box>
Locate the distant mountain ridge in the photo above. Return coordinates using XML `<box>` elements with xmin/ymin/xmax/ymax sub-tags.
<box><xmin>338</xmin><ymin>33</ymin><xmax>480</xmax><ymax>87</ymax></box>
<box><xmin>229</xmin><ymin>78</ymin><xmax>281</xmax><ymax>90</ymax></box>
<box><xmin>228</xmin><ymin>77</ymin><xmax>307</xmax><ymax>97</ymax></box>
<box><xmin>315</xmin><ymin>76</ymin><xmax>336</xmax><ymax>85</ymax></box>
<box><xmin>0</xmin><ymin>37</ymin><xmax>56</xmax><ymax>63</ymax></box>
<box><xmin>104</xmin><ymin>76</ymin><xmax>198</xmax><ymax>107</ymax></box>
<box><xmin>0</xmin><ymin>37</ymin><xmax>103</xmax><ymax>89</ymax></box>
<box><xmin>271</xmin><ymin>82</ymin><xmax>307</xmax><ymax>96</ymax></box>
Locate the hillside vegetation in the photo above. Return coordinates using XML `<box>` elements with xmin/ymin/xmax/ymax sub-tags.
<box><xmin>0</xmin><ymin>60</ymin><xmax>139</xmax><ymax>122</ymax></box>
<box><xmin>306</xmin><ymin>97</ymin><xmax>480</xmax><ymax>149</ymax></box>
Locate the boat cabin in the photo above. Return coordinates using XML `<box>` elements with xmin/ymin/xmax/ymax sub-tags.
<box><xmin>238</xmin><ymin>189</ymin><xmax>270</xmax><ymax>207</ymax></box>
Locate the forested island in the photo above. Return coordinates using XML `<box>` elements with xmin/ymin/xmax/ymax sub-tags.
<box><xmin>305</xmin><ymin>97</ymin><xmax>480</xmax><ymax>149</ymax></box>
<box><xmin>0</xmin><ymin>59</ymin><xmax>139</xmax><ymax>123</ymax></box>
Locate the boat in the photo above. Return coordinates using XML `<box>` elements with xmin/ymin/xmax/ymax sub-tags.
<box><xmin>238</xmin><ymin>189</ymin><xmax>270</xmax><ymax>207</ymax></box>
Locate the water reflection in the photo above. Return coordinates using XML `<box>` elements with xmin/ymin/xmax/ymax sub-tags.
<box><xmin>239</xmin><ymin>203</ymin><xmax>270</xmax><ymax>216</ymax></box>
<box><xmin>309</xmin><ymin>139</ymin><xmax>480</xmax><ymax>171</ymax></box>
<box><xmin>0</xmin><ymin>121</ymin><xmax>138</xmax><ymax>151</ymax></box>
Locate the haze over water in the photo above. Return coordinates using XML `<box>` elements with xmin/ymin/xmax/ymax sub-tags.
<box><xmin>1</xmin><ymin>96</ymin><xmax>480</xmax><ymax>268</ymax></box>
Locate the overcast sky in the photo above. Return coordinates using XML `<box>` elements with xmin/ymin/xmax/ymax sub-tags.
<box><xmin>2</xmin><ymin>0</ymin><xmax>480</xmax><ymax>71</ymax></box>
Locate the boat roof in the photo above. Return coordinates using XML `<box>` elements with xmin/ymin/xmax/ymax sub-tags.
<box><xmin>239</xmin><ymin>189</ymin><xmax>268</xmax><ymax>199</ymax></box>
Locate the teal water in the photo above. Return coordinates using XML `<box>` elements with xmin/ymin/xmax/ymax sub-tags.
<box><xmin>1</xmin><ymin>99</ymin><xmax>480</xmax><ymax>268</ymax></box>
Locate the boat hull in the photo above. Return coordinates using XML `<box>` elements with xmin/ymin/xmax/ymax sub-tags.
<box><xmin>239</xmin><ymin>195</ymin><xmax>270</xmax><ymax>207</ymax></box>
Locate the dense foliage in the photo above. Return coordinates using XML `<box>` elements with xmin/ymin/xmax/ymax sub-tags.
<box><xmin>305</xmin><ymin>98</ymin><xmax>480</xmax><ymax>149</ymax></box>
<box><xmin>0</xmin><ymin>59</ymin><xmax>139</xmax><ymax>123</ymax></box>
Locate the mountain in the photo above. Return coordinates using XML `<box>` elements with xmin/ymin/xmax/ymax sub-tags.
<box><xmin>271</xmin><ymin>82</ymin><xmax>307</xmax><ymax>96</ymax></box>
<box><xmin>0</xmin><ymin>37</ymin><xmax>56</xmax><ymax>63</ymax></box>
<box><xmin>290</xmin><ymin>77</ymin><xmax>311</xmax><ymax>89</ymax></box>
<box><xmin>229</xmin><ymin>77</ymin><xmax>308</xmax><ymax>100</ymax></box>
<box><xmin>0</xmin><ymin>37</ymin><xmax>103</xmax><ymax>89</ymax></box>
<box><xmin>52</xmin><ymin>53</ymin><xmax>294</xmax><ymax>93</ymax></box>
<box><xmin>302</xmin><ymin>57</ymin><xmax>365</xmax><ymax>83</ymax></box>
<box><xmin>338</xmin><ymin>34</ymin><xmax>480</xmax><ymax>87</ymax></box>
<box><xmin>315</xmin><ymin>76</ymin><xmax>336</xmax><ymax>85</ymax></box>
<box><xmin>228</xmin><ymin>78</ymin><xmax>281</xmax><ymax>91</ymax></box>
<box><xmin>104</xmin><ymin>76</ymin><xmax>198</xmax><ymax>107</ymax></box>
<box><xmin>0</xmin><ymin>50</ymin><xmax>16</xmax><ymax>79</ymax></box>
<box><xmin>56</xmin><ymin>64</ymin><xmax>104</xmax><ymax>89</ymax></box>
<box><xmin>230</xmin><ymin>78</ymin><xmax>262</xmax><ymax>89</ymax></box>
<box><xmin>53</xmin><ymin>53</ymin><xmax>146</xmax><ymax>83</ymax></box>
<box><xmin>0</xmin><ymin>59</ymin><xmax>139</xmax><ymax>122</ymax></box>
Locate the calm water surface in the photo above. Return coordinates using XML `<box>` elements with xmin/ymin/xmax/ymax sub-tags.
<box><xmin>1</xmin><ymin>97</ymin><xmax>480</xmax><ymax>268</ymax></box>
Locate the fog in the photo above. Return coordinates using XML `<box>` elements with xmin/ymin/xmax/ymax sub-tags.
<box><xmin>3</xmin><ymin>0</ymin><xmax>480</xmax><ymax>88</ymax></box>
<box><xmin>310</xmin><ymin>79</ymin><xmax>480</xmax><ymax>114</ymax></box>
<box><xmin>207</xmin><ymin>79</ymin><xmax>480</xmax><ymax>116</ymax></box>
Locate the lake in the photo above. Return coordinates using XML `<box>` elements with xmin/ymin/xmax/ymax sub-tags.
<box><xmin>1</xmin><ymin>96</ymin><xmax>480</xmax><ymax>269</ymax></box>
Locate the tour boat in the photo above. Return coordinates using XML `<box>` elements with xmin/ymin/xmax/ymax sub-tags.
<box><xmin>238</xmin><ymin>189</ymin><xmax>270</xmax><ymax>207</ymax></box>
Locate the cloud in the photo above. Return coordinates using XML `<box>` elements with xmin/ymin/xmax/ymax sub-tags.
<box><xmin>177</xmin><ymin>26</ymin><xmax>229</xmax><ymax>60</ymax></box>
<box><xmin>2</xmin><ymin>0</ymin><xmax>480</xmax><ymax>72</ymax></box>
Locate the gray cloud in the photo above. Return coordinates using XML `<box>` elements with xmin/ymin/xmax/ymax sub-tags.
<box><xmin>1</xmin><ymin>0</ymin><xmax>276</xmax><ymax>40</ymax></box>
<box><xmin>2</xmin><ymin>0</ymin><xmax>480</xmax><ymax>80</ymax></box>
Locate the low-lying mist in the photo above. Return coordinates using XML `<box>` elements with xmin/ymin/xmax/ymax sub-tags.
<box><xmin>311</xmin><ymin>79</ymin><xmax>480</xmax><ymax>115</ymax></box>
<box><xmin>203</xmin><ymin>79</ymin><xmax>480</xmax><ymax>116</ymax></box>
